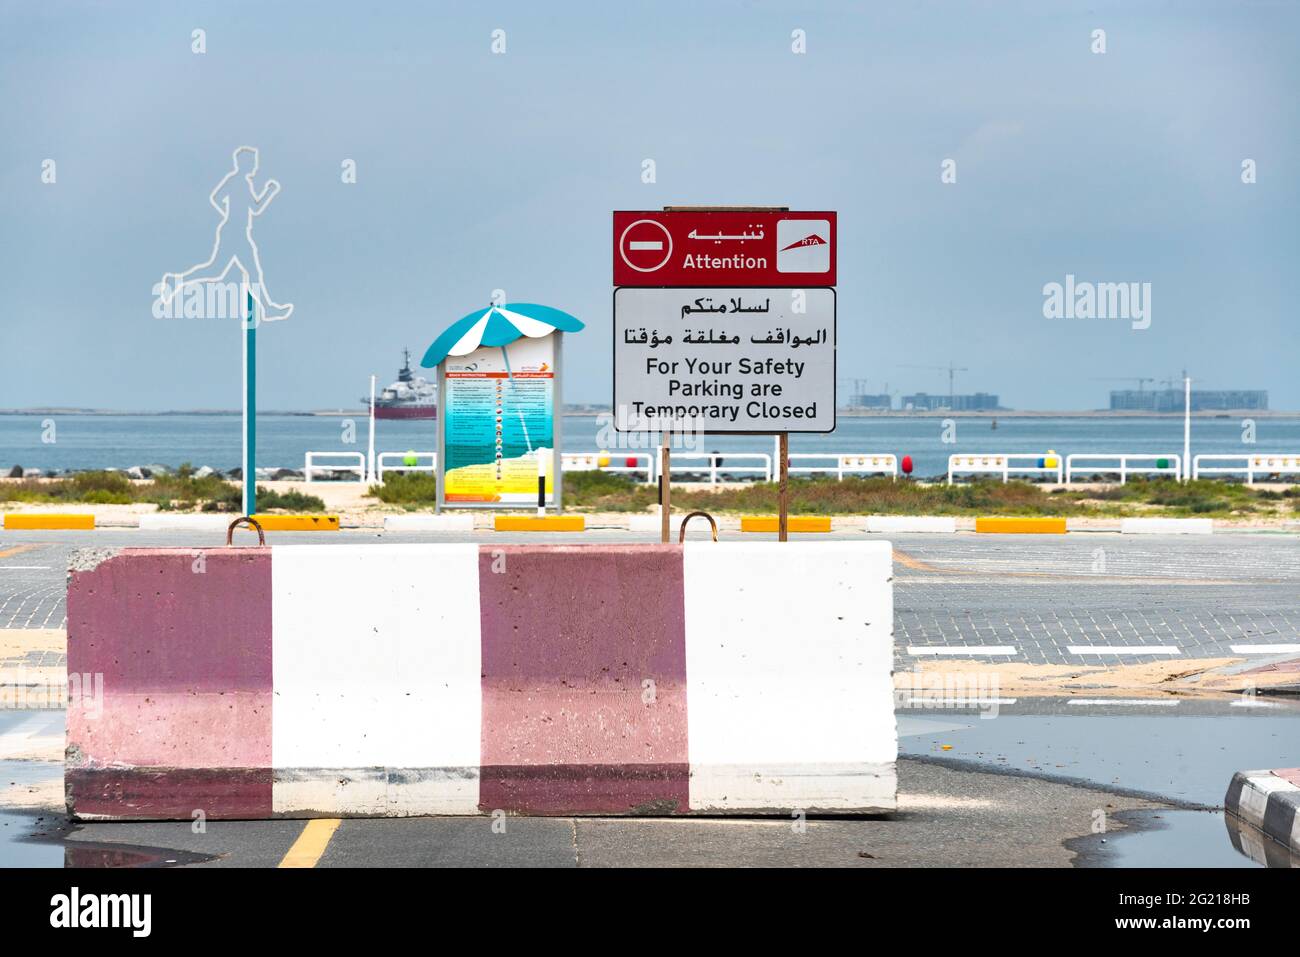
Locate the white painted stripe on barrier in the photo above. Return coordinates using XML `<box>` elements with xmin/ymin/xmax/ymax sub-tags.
<box><xmin>1229</xmin><ymin>644</ymin><xmax>1300</xmax><ymax>655</ymax></box>
<box><xmin>1066</xmin><ymin>645</ymin><xmax>1181</xmax><ymax>656</ymax></box>
<box><xmin>682</xmin><ymin>541</ymin><xmax>896</xmax><ymax>811</ymax></box>
<box><xmin>137</xmin><ymin>513</ymin><xmax>234</xmax><ymax>530</ymax></box>
<box><xmin>865</xmin><ymin>516</ymin><xmax>957</xmax><ymax>534</ymax></box>
<box><xmin>1119</xmin><ymin>518</ymin><xmax>1213</xmax><ymax>535</ymax></box>
<box><xmin>906</xmin><ymin>645</ymin><xmax>1016</xmax><ymax>656</ymax></box>
<box><xmin>383</xmin><ymin>514</ymin><xmax>476</xmax><ymax>532</ymax></box>
<box><xmin>1234</xmin><ymin>773</ymin><xmax>1290</xmax><ymax>830</ymax></box>
<box><xmin>271</xmin><ymin>544</ymin><xmax>481</xmax><ymax>814</ymax></box>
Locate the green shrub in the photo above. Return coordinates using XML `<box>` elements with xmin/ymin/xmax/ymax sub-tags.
<box><xmin>367</xmin><ymin>473</ymin><xmax>439</xmax><ymax>505</ymax></box>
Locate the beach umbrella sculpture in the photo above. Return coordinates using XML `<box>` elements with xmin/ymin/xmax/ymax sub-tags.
<box><xmin>421</xmin><ymin>302</ymin><xmax>584</xmax><ymax>453</ymax></box>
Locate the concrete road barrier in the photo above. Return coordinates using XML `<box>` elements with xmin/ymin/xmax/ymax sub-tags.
<box><xmin>1120</xmin><ymin>517</ymin><xmax>1213</xmax><ymax>535</ymax></box>
<box><xmin>1225</xmin><ymin>769</ymin><xmax>1300</xmax><ymax>856</ymax></box>
<box><xmin>251</xmin><ymin>514</ymin><xmax>339</xmax><ymax>531</ymax></box>
<box><xmin>4</xmin><ymin>513</ymin><xmax>95</xmax><ymax>530</ymax></box>
<box><xmin>493</xmin><ymin>515</ymin><xmax>585</xmax><ymax>531</ymax></box>
<box><xmin>740</xmin><ymin>516</ymin><xmax>832</xmax><ymax>533</ymax></box>
<box><xmin>974</xmin><ymin>517</ymin><xmax>1067</xmax><ymax>534</ymax></box>
<box><xmin>66</xmin><ymin>541</ymin><xmax>895</xmax><ymax>819</ymax></box>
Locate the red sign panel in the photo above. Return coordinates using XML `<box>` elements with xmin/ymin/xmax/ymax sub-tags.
<box><xmin>613</xmin><ymin>210</ymin><xmax>836</xmax><ymax>287</ymax></box>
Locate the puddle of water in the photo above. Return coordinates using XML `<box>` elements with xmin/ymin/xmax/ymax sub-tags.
<box><xmin>0</xmin><ymin>809</ymin><xmax>64</xmax><ymax>866</ymax></box>
<box><xmin>900</xmin><ymin>711</ymin><xmax>1300</xmax><ymax>807</ymax></box>
<box><xmin>1088</xmin><ymin>810</ymin><xmax>1260</xmax><ymax>868</ymax></box>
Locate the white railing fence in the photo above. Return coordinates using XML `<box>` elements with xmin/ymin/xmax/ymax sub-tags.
<box><xmin>666</xmin><ymin>453</ymin><xmax>773</xmax><ymax>484</ymax></box>
<box><xmin>376</xmin><ymin>452</ymin><xmax>437</xmax><ymax>482</ymax></box>
<box><xmin>788</xmin><ymin>453</ymin><xmax>897</xmax><ymax>481</ymax></box>
<box><xmin>304</xmin><ymin>451</ymin><xmax>367</xmax><ymax>483</ymax></box>
<box><xmin>562</xmin><ymin>452</ymin><xmax>656</xmax><ymax>484</ymax></box>
<box><xmin>1192</xmin><ymin>454</ymin><xmax>1300</xmax><ymax>484</ymax></box>
<box><xmin>1065</xmin><ymin>453</ymin><xmax>1181</xmax><ymax>485</ymax></box>
<box><xmin>948</xmin><ymin>453</ymin><xmax>1063</xmax><ymax>485</ymax></box>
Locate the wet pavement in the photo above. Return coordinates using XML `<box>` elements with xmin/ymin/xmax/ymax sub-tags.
<box><xmin>2</xmin><ymin>697</ymin><xmax>1296</xmax><ymax>867</ymax></box>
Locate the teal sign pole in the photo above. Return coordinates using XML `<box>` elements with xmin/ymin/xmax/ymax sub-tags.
<box><xmin>242</xmin><ymin>290</ymin><xmax>256</xmax><ymax>515</ymax></box>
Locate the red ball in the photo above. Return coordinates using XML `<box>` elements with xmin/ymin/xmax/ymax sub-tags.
<box><xmin>901</xmin><ymin>454</ymin><xmax>914</xmax><ymax>474</ymax></box>
<box><xmin>625</xmin><ymin>456</ymin><xmax>638</xmax><ymax>468</ymax></box>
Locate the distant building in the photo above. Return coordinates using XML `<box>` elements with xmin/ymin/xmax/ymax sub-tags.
<box><xmin>902</xmin><ymin>392</ymin><xmax>1002</xmax><ymax>412</ymax></box>
<box><xmin>846</xmin><ymin>393</ymin><xmax>894</xmax><ymax>410</ymax></box>
<box><xmin>1109</xmin><ymin>389</ymin><xmax>1268</xmax><ymax>412</ymax></box>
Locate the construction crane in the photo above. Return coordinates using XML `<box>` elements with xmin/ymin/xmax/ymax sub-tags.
<box><xmin>1092</xmin><ymin>376</ymin><xmax>1155</xmax><ymax>393</ymax></box>
<box><xmin>899</xmin><ymin>362</ymin><xmax>969</xmax><ymax>409</ymax></box>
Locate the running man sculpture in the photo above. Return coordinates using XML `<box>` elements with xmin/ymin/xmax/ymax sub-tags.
<box><xmin>160</xmin><ymin>146</ymin><xmax>294</xmax><ymax>324</ymax></box>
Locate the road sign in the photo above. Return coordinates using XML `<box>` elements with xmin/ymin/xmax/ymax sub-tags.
<box><xmin>613</xmin><ymin>210</ymin><xmax>836</xmax><ymax>286</ymax></box>
<box><xmin>613</xmin><ymin>287</ymin><xmax>836</xmax><ymax>433</ymax></box>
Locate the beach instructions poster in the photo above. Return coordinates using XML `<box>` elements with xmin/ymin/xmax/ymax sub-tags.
<box><xmin>442</xmin><ymin>335</ymin><xmax>555</xmax><ymax>505</ymax></box>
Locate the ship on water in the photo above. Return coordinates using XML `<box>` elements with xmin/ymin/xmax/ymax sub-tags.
<box><xmin>363</xmin><ymin>349</ymin><xmax>437</xmax><ymax>420</ymax></box>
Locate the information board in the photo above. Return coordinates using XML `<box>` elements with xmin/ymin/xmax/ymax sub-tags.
<box><xmin>438</xmin><ymin>335</ymin><xmax>560</xmax><ymax>507</ymax></box>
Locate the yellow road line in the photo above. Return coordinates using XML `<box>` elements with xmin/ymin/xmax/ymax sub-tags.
<box><xmin>892</xmin><ymin>548</ymin><xmax>942</xmax><ymax>573</ymax></box>
<box><xmin>278</xmin><ymin>818</ymin><xmax>342</xmax><ymax>868</ymax></box>
<box><xmin>0</xmin><ymin>544</ymin><xmax>41</xmax><ymax>560</ymax></box>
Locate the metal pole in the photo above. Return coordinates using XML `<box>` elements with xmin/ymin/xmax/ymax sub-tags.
<box><xmin>367</xmin><ymin>374</ymin><xmax>376</xmax><ymax>484</ymax></box>
<box><xmin>1183</xmin><ymin>375</ymin><xmax>1191</xmax><ymax>482</ymax></box>
<box><xmin>242</xmin><ymin>289</ymin><xmax>256</xmax><ymax>516</ymax></box>
<box><xmin>537</xmin><ymin>449</ymin><xmax>547</xmax><ymax>517</ymax></box>
<box><xmin>778</xmin><ymin>432</ymin><xmax>789</xmax><ymax>542</ymax></box>
<box><xmin>660</xmin><ymin>437</ymin><xmax>671</xmax><ymax>543</ymax></box>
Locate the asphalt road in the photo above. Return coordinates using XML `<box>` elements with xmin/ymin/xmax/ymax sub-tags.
<box><xmin>18</xmin><ymin>757</ymin><xmax>1173</xmax><ymax>868</ymax></box>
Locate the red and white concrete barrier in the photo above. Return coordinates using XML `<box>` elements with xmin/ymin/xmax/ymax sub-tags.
<box><xmin>66</xmin><ymin>542</ymin><xmax>894</xmax><ymax>819</ymax></box>
<box><xmin>1224</xmin><ymin>768</ymin><xmax>1300</xmax><ymax>856</ymax></box>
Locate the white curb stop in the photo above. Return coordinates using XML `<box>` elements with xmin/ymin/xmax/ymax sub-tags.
<box><xmin>1120</xmin><ymin>517</ymin><xmax>1213</xmax><ymax>534</ymax></box>
<box><xmin>864</xmin><ymin>516</ymin><xmax>957</xmax><ymax>534</ymax></box>
<box><xmin>137</xmin><ymin>514</ymin><xmax>234</xmax><ymax>530</ymax></box>
<box><xmin>1224</xmin><ymin>769</ymin><xmax>1300</xmax><ymax>855</ymax></box>
<box><xmin>383</xmin><ymin>514</ymin><xmax>476</xmax><ymax>532</ymax></box>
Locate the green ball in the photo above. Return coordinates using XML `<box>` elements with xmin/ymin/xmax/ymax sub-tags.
<box><xmin>1156</xmin><ymin>458</ymin><xmax>1169</xmax><ymax>469</ymax></box>
<box><xmin>403</xmin><ymin>450</ymin><xmax>418</xmax><ymax>467</ymax></box>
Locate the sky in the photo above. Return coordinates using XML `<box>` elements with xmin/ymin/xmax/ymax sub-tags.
<box><xmin>1</xmin><ymin>0</ymin><xmax>1296</xmax><ymax>411</ymax></box>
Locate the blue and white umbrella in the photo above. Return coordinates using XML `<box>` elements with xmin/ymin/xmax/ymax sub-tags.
<box><xmin>421</xmin><ymin>302</ymin><xmax>584</xmax><ymax>373</ymax></box>
<box><xmin>421</xmin><ymin>302</ymin><xmax>584</xmax><ymax>453</ymax></box>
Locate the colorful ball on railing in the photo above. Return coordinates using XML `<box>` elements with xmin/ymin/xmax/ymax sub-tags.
<box><xmin>901</xmin><ymin>454</ymin><xmax>913</xmax><ymax>475</ymax></box>
<box><xmin>598</xmin><ymin>450</ymin><xmax>610</xmax><ymax>468</ymax></box>
<box><xmin>625</xmin><ymin>456</ymin><xmax>638</xmax><ymax>468</ymax></box>
<box><xmin>403</xmin><ymin>450</ymin><xmax>418</xmax><ymax>467</ymax></box>
<box><xmin>1156</xmin><ymin>457</ymin><xmax>1169</xmax><ymax>470</ymax></box>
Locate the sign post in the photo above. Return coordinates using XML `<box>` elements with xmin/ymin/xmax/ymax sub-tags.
<box><xmin>613</xmin><ymin>208</ymin><xmax>837</xmax><ymax>541</ymax></box>
<box><xmin>242</xmin><ymin>289</ymin><xmax>256</xmax><ymax>516</ymax></box>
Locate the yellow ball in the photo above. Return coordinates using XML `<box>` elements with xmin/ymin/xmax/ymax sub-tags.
<box><xmin>597</xmin><ymin>451</ymin><xmax>611</xmax><ymax>468</ymax></box>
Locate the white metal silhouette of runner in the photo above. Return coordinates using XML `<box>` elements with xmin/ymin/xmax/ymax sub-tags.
<box><xmin>160</xmin><ymin>146</ymin><xmax>294</xmax><ymax>324</ymax></box>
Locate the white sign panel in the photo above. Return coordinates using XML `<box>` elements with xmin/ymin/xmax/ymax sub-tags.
<box><xmin>613</xmin><ymin>287</ymin><xmax>836</xmax><ymax>433</ymax></box>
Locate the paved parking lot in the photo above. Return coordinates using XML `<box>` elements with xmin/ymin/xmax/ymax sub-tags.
<box><xmin>2</xmin><ymin>528</ymin><xmax>1297</xmax><ymax>667</ymax></box>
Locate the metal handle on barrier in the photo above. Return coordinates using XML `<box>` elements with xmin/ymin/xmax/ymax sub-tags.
<box><xmin>227</xmin><ymin>515</ymin><xmax>266</xmax><ymax>546</ymax></box>
<box><xmin>679</xmin><ymin>511</ymin><xmax>718</xmax><ymax>543</ymax></box>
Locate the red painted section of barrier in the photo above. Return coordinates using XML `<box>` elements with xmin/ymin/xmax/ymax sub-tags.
<box><xmin>65</xmin><ymin>549</ymin><xmax>273</xmax><ymax>819</ymax></box>
<box><xmin>477</xmin><ymin>545</ymin><xmax>690</xmax><ymax>813</ymax></box>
